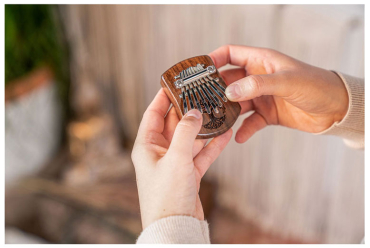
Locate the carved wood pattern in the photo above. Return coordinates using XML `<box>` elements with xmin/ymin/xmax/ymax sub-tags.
<box><xmin>160</xmin><ymin>55</ymin><xmax>241</xmax><ymax>139</ymax></box>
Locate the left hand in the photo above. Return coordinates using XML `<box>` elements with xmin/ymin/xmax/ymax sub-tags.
<box><xmin>132</xmin><ymin>89</ymin><xmax>232</xmax><ymax>229</ymax></box>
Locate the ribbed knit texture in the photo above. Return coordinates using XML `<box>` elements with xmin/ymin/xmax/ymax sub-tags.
<box><xmin>136</xmin><ymin>216</ymin><xmax>210</xmax><ymax>244</ymax></box>
<box><xmin>316</xmin><ymin>71</ymin><xmax>364</xmax><ymax>149</ymax></box>
<box><xmin>136</xmin><ymin>72</ymin><xmax>364</xmax><ymax>244</ymax></box>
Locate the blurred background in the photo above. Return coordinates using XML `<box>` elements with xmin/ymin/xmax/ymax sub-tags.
<box><xmin>5</xmin><ymin>4</ymin><xmax>364</xmax><ymax>244</ymax></box>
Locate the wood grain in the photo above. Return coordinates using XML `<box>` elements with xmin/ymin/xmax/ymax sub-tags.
<box><xmin>161</xmin><ymin>55</ymin><xmax>241</xmax><ymax>139</ymax></box>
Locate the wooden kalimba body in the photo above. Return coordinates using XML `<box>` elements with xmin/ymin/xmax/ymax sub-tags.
<box><xmin>161</xmin><ymin>55</ymin><xmax>241</xmax><ymax>139</ymax></box>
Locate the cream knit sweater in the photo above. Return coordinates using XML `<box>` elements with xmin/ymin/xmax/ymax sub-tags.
<box><xmin>136</xmin><ymin>72</ymin><xmax>364</xmax><ymax>244</ymax></box>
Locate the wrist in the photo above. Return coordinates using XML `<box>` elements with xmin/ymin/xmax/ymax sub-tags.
<box><xmin>314</xmin><ymin>71</ymin><xmax>364</xmax><ymax>148</ymax></box>
<box><xmin>137</xmin><ymin>216</ymin><xmax>210</xmax><ymax>244</ymax></box>
<box><xmin>329</xmin><ymin>70</ymin><xmax>349</xmax><ymax>123</ymax></box>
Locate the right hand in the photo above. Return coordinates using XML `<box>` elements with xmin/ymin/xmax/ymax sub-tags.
<box><xmin>209</xmin><ymin>45</ymin><xmax>349</xmax><ymax>143</ymax></box>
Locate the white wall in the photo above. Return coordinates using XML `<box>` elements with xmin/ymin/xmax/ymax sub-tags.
<box><xmin>206</xmin><ymin>5</ymin><xmax>364</xmax><ymax>243</ymax></box>
<box><xmin>5</xmin><ymin>82</ymin><xmax>63</xmax><ymax>186</ymax></box>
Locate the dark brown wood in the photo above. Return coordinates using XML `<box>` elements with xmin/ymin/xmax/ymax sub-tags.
<box><xmin>161</xmin><ymin>55</ymin><xmax>241</xmax><ymax>139</ymax></box>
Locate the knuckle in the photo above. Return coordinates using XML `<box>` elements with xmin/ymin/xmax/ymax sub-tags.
<box><xmin>202</xmin><ymin>153</ymin><xmax>214</xmax><ymax>167</ymax></box>
<box><xmin>142</xmin><ymin>109</ymin><xmax>150</xmax><ymax>118</ymax></box>
<box><xmin>143</xmin><ymin>108</ymin><xmax>154</xmax><ymax>119</ymax></box>
<box><xmin>213</xmin><ymin>140</ymin><xmax>223</xmax><ymax>153</ymax></box>
<box><xmin>259</xmin><ymin>47</ymin><xmax>276</xmax><ymax>56</ymax></box>
<box><xmin>247</xmin><ymin>75</ymin><xmax>264</xmax><ymax>96</ymax></box>
<box><xmin>142</xmin><ymin>132</ymin><xmax>157</xmax><ymax>145</ymax></box>
<box><xmin>223</xmin><ymin>44</ymin><xmax>233</xmax><ymax>50</ymax></box>
<box><xmin>177</xmin><ymin>118</ymin><xmax>197</xmax><ymax>130</ymax></box>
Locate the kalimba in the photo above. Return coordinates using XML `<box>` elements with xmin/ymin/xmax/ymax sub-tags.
<box><xmin>161</xmin><ymin>55</ymin><xmax>241</xmax><ymax>139</ymax></box>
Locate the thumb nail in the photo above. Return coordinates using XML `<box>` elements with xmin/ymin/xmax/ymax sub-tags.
<box><xmin>226</xmin><ymin>83</ymin><xmax>242</xmax><ymax>100</ymax></box>
<box><xmin>185</xmin><ymin>109</ymin><xmax>201</xmax><ymax>119</ymax></box>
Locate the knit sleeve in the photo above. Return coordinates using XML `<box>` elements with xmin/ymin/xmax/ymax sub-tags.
<box><xmin>136</xmin><ymin>216</ymin><xmax>211</xmax><ymax>244</ymax></box>
<box><xmin>316</xmin><ymin>71</ymin><xmax>364</xmax><ymax>149</ymax></box>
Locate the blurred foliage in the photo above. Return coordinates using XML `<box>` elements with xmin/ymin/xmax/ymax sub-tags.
<box><xmin>5</xmin><ymin>4</ymin><xmax>70</xmax><ymax>119</ymax></box>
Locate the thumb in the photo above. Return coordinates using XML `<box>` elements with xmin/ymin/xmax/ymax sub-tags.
<box><xmin>225</xmin><ymin>73</ymin><xmax>290</xmax><ymax>101</ymax></box>
<box><xmin>167</xmin><ymin>109</ymin><xmax>203</xmax><ymax>160</ymax></box>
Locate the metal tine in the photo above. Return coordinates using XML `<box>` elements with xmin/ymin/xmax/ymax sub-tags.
<box><xmin>185</xmin><ymin>85</ymin><xmax>194</xmax><ymax>110</ymax></box>
<box><xmin>193</xmin><ymin>82</ymin><xmax>211</xmax><ymax>114</ymax></box>
<box><xmin>201</xmin><ymin>78</ymin><xmax>223</xmax><ymax>108</ymax></box>
<box><xmin>181</xmin><ymin>87</ymin><xmax>188</xmax><ymax>114</ymax></box>
<box><xmin>196</xmin><ymin>80</ymin><xmax>219</xmax><ymax>114</ymax></box>
<box><xmin>205</xmin><ymin>77</ymin><xmax>228</xmax><ymax>102</ymax></box>
<box><xmin>207</xmin><ymin>75</ymin><xmax>226</xmax><ymax>92</ymax></box>
<box><xmin>190</xmin><ymin>66</ymin><xmax>196</xmax><ymax>75</ymax></box>
<box><xmin>189</xmin><ymin>83</ymin><xmax>202</xmax><ymax>113</ymax></box>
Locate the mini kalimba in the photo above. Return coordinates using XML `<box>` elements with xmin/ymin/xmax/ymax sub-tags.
<box><xmin>161</xmin><ymin>55</ymin><xmax>241</xmax><ymax>139</ymax></box>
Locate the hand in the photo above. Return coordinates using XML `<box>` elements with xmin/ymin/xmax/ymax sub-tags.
<box><xmin>132</xmin><ymin>89</ymin><xmax>232</xmax><ymax>229</ymax></box>
<box><xmin>209</xmin><ymin>45</ymin><xmax>349</xmax><ymax>143</ymax></box>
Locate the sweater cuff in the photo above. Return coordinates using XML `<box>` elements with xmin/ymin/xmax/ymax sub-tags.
<box><xmin>136</xmin><ymin>216</ymin><xmax>210</xmax><ymax>244</ymax></box>
<box><xmin>315</xmin><ymin>71</ymin><xmax>364</xmax><ymax>149</ymax></box>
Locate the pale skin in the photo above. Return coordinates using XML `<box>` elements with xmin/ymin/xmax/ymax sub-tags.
<box><xmin>132</xmin><ymin>45</ymin><xmax>349</xmax><ymax>229</ymax></box>
<box><xmin>132</xmin><ymin>91</ymin><xmax>233</xmax><ymax>229</ymax></box>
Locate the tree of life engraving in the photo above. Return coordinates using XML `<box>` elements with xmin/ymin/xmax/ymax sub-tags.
<box><xmin>200</xmin><ymin>102</ymin><xmax>226</xmax><ymax>129</ymax></box>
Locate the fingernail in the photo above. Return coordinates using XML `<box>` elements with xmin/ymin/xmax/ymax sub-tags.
<box><xmin>185</xmin><ymin>109</ymin><xmax>201</xmax><ymax>119</ymax></box>
<box><xmin>226</xmin><ymin>83</ymin><xmax>242</xmax><ymax>100</ymax></box>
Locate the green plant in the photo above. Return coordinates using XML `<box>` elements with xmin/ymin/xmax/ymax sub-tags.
<box><xmin>5</xmin><ymin>4</ymin><xmax>70</xmax><ymax>117</ymax></box>
<box><xmin>6</xmin><ymin>5</ymin><xmax>59</xmax><ymax>82</ymax></box>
